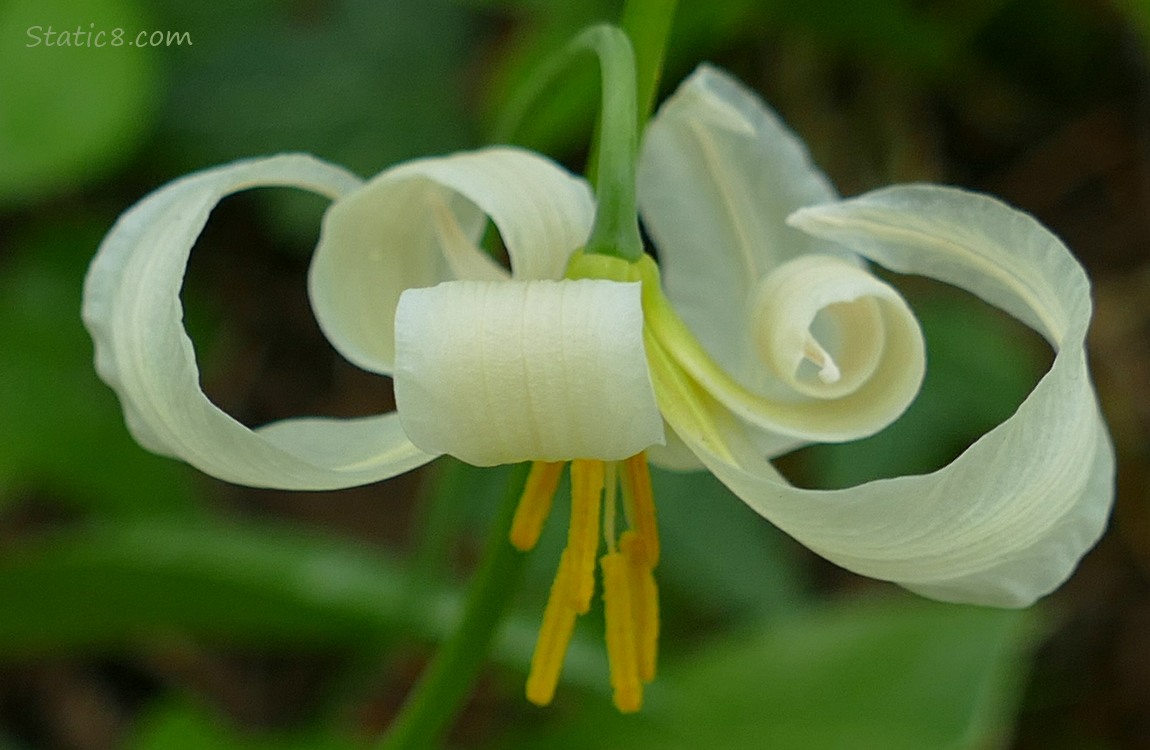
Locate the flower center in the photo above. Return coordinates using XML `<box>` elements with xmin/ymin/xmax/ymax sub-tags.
<box><xmin>510</xmin><ymin>453</ymin><xmax>660</xmax><ymax>713</ymax></box>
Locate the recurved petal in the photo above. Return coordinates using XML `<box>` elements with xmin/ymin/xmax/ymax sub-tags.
<box><xmin>393</xmin><ymin>279</ymin><xmax>664</xmax><ymax>466</ymax></box>
<box><xmin>637</xmin><ymin>64</ymin><xmax>842</xmax><ymax>390</ymax></box>
<box><xmin>309</xmin><ymin>147</ymin><xmax>595</xmax><ymax>375</ymax></box>
<box><xmin>82</xmin><ymin>154</ymin><xmax>436</xmax><ymax>490</ymax></box>
<box><xmin>644</xmin><ymin>251</ymin><xmax>925</xmax><ymax>447</ymax></box>
<box><xmin>659</xmin><ymin>186</ymin><xmax>1114</xmax><ymax>607</ymax></box>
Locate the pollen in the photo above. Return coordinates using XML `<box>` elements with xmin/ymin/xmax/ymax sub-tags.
<box><xmin>513</xmin><ymin>453</ymin><xmax>661</xmax><ymax>713</ymax></box>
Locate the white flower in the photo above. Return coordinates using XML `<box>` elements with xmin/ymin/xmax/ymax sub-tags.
<box><xmin>82</xmin><ymin>64</ymin><xmax>1113</xmax><ymax>713</ymax></box>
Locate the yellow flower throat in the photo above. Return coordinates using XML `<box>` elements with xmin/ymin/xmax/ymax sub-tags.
<box><xmin>509</xmin><ymin>453</ymin><xmax>660</xmax><ymax>713</ymax></box>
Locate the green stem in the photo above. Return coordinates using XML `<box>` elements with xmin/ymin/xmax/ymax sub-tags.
<box><xmin>377</xmin><ymin>464</ymin><xmax>530</xmax><ymax>750</ymax></box>
<box><xmin>320</xmin><ymin>460</ymin><xmax>474</xmax><ymax>728</ymax></box>
<box><xmin>578</xmin><ymin>25</ymin><xmax>643</xmax><ymax>262</ymax></box>
<box><xmin>494</xmin><ymin>25</ymin><xmax>643</xmax><ymax>262</ymax></box>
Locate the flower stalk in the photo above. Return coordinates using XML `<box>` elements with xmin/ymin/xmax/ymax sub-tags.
<box><xmin>577</xmin><ymin>26</ymin><xmax>644</xmax><ymax>261</ymax></box>
<box><xmin>376</xmin><ymin>464</ymin><xmax>530</xmax><ymax>750</ymax></box>
<box><xmin>494</xmin><ymin>25</ymin><xmax>644</xmax><ymax>262</ymax></box>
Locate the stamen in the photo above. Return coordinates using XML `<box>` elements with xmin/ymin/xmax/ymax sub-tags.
<box><xmin>601</xmin><ymin>551</ymin><xmax>643</xmax><ymax>712</ymax></box>
<box><xmin>519</xmin><ymin>456</ymin><xmax>661</xmax><ymax>713</ymax></box>
<box><xmin>621</xmin><ymin>453</ymin><xmax>659</xmax><ymax>565</ymax></box>
<box><xmin>802</xmin><ymin>333</ymin><xmax>841</xmax><ymax>384</ymax></box>
<box><xmin>525</xmin><ymin>551</ymin><xmax>579</xmax><ymax>706</ymax></box>
<box><xmin>510</xmin><ymin>461</ymin><xmax>565</xmax><ymax>551</ymax></box>
<box><xmin>567</xmin><ymin>460</ymin><xmax>604</xmax><ymax>613</ymax></box>
<box><xmin>620</xmin><ymin>531</ymin><xmax>659</xmax><ymax>682</ymax></box>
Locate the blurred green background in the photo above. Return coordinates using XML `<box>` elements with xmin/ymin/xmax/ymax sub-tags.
<box><xmin>1</xmin><ymin>0</ymin><xmax>1148</xmax><ymax>748</ymax></box>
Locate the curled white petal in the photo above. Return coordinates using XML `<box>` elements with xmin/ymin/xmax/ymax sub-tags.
<box><xmin>638</xmin><ymin>65</ymin><xmax>905</xmax><ymax>452</ymax></box>
<box><xmin>659</xmin><ymin>185</ymin><xmax>1113</xmax><ymax>607</ymax></box>
<box><xmin>643</xmin><ymin>251</ymin><xmax>924</xmax><ymax>447</ymax></box>
<box><xmin>394</xmin><ymin>279</ymin><xmax>664</xmax><ymax>466</ymax></box>
<box><xmin>638</xmin><ymin>64</ymin><xmax>844</xmax><ymax>393</ymax></box>
<box><xmin>82</xmin><ymin>154</ymin><xmax>435</xmax><ymax>490</ymax></box>
<box><xmin>309</xmin><ymin>147</ymin><xmax>595</xmax><ymax>375</ymax></box>
<box><xmin>752</xmin><ymin>254</ymin><xmax>924</xmax><ymax>408</ymax></box>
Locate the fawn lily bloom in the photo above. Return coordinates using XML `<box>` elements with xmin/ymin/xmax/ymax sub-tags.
<box><xmin>83</xmin><ymin>64</ymin><xmax>1113</xmax><ymax>713</ymax></box>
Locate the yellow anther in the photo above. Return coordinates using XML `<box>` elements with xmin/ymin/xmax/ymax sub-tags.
<box><xmin>516</xmin><ymin>455</ymin><xmax>662</xmax><ymax>713</ymax></box>
<box><xmin>620</xmin><ymin>531</ymin><xmax>659</xmax><ymax>683</ymax></box>
<box><xmin>510</xmin><ymin>461</ymin><xmax>566</xmax><ymax>551</ymax></box>
<box><xmin>525</xmin><ymin>551</ymin><xmax>580</xmax><ymax>707</ymax></box>
<box><xmin>567</xmin><ymin>460</ymin><xmax>604</xmax><ymax>613</ymax></box>
<box><xmin>601</xmin><ymin>551</ymin><xmax>643</xmax><ymax>713</ymax></box>
<box><xmin>621</xmin><ymin>453</ymin><xmax>659</xmax><ymax>565</ymax></box>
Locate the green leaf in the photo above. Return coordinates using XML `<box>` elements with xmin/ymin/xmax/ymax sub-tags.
<box><xmin>0</xmin><ymin>519</ymin><xmax>608</xmax><ymax>694</ymax></box>
<box><xmin>0</xmin><ymin>0</ymin><xmax>157</xmax><ymax>203</ymax></box>
<box><xmin>0</xmin><ymin>519</ymin><xmax>463</xmax><ymax>656</ymax></box>
<box><xmin>497</xmin><ymin>597</ymin><xmax>1037</xmax><ymax>750</ymax></box>
<box><xmin>659</xmin><ymin>600</ymin><xmax>1034</xmax><ymax>749</ymax></box>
